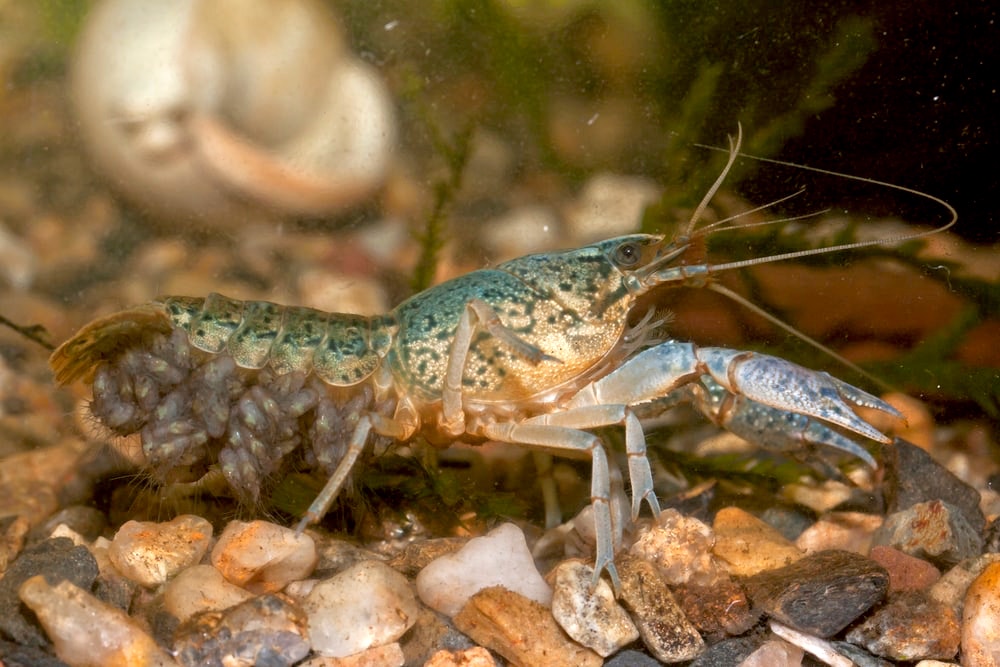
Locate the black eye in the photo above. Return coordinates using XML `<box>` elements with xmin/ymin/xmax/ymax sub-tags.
<box><xmin>613</xmin><ymin>242</ymin><xmax>641</xmax><ymax>267</ymax></box>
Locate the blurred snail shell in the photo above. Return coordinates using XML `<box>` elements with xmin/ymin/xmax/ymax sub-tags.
<box><xmin>71</xmin><ymin>0</ymin><xmax>395</xmax><ymax>227</ymax></box>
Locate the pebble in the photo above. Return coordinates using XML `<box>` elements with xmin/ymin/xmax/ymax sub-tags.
<box><xmin>769</xmin><ymin>621</ymin><xmax>853</xmax><ymax>667</ymax></box>
<box><xmin>962</xmin><ymin>561</ymin><xmax>1000</xmax><ymax>666</ymax></box>
<box><xmin>831</xmin><ymin>640</ymin><xmax>895</xmax><ymax>667</ymax></box>
<box><xmin>0</xmin><ymin>440</ymin><xmax>87</xmax><ymax>526</ymax></box>
<box><xmin>736</xmin><ymin>638</ymin><xmax>804</xmax><ymax>667</ymax></box>
<box><xmin>108</xmin><ymin>515</ymin><xmax>213</xmax><ymax>587</ymax></box>
<box><xmin>173</xmin><ymin>593</ymin><xmax>310</xmax><ymax>667</ymax></box>
<box><xmin>794</xmin><ymin>511</ymin><xmax>883</xmax><ymax>555</ymax></box>
<box><xmin>454</xmin><ymin>586</ymin><xmax>602</xmax><ymax>667</ymax></box>
<box><xmin>690</xmin><ymin>635</ymin><xmax>764</xmax><ymax>667</ymax></box>
<box><xmin>415</xmin><ymin>522</ymin><xmax>551</xmax><ymax>617</ymax></box>
<box><xmin>387</xmin><ymin>537</ymin><xmax>467</xmax><ymax>578</ymax></box>
<box><xmin>846</xmin><ymin>591</ymin><xmax>960</xmax><ymax>661</ymax></box>
<box><xmin>630</xmin><ymin>508</ymin><xmax>720</xmax><ymax>585</ymax></box>
<box><xmin>869</xmin><ymin>545</ymin><xmax>942</xmax><ymax>592</ymax></box>
<box><xmin>0</xmin><ymin>514</ymin><xmax>29</xmax><ymax>572</ymax></box>
<box><xmin>211</xmin><ymin>520</ymin><xmax>317</xmax><ymax>594</ymax></box>
<box><xmin>883</xmin><ymin>438</ymin><xmax>986</xmax><ymax>534</ymax></box>
<box><xmin>303</xmin><ymin>559</ymin><xmax>419</xmax><ymax>658</ymax></box>
<box><xmin>930</xmin><ymin>553</ymin><xmax>1000</xmax><ymax>616</ymax></box>
<box><xmin>872</xmin><ymin>499</ymin><xmax>984</xmax><ymax>569</ymax></box>
<box><xmin>604</xmin><ymin>649</ymin><xmax>664</xmax><ymax>667</ymax></box>
<box><xmin>549</xmin><ymin>559</ymin><xmax>639</xmax><ymax>657</ymax></box>
<box><xmin>672</xmin><ymin>578</ymin><xmax>756</xmax><ymax>638</ymax></box>
<box><xmin>742</xmin><ymin>549</ymin><xmax>888</xmax><ymax>637</ymax></box>
<box><xmin>422</xmin><ymin>646</ymin><xmax>497</xmax><ymax>667</ymax></box>
<box><xmin>34</xmin><ymin>506</ymin><xmax>107</xmax><ymax>544</ymax></box>
<box><xmin>162</xmin><ymin>564</ymin><xmax>254</xmax><ymax>622</ymax></box>
<box><xmin>712</xmin><ymin>506</ymin><xmax>805</xmax><ymax>577</ymax></box>
<box><xmin>299</xmin><ymin>642</ymin><xmax>405</xmax><ymax>666</ymax></box>
<box><xmin>18</xmin><ymin>575</ymin><xmax>178</xmax><ymax>666</ymax></box>
<box><xmin>0</xmin><ymin>537</ymin><xmax>99</xmax><ymax>647</ymax></box>
<box><xmin>617</xmin><ymin>555</ymin><xmax>705</xmax><ymax>662</ymax></box>
<box><xmin>398</xmin><ymin>605</ymin><xmax>478</xmax><ymax>666</ymax></box>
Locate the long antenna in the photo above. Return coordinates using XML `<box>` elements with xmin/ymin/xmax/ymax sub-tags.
<box><xmin>687</xmin><ymin>139</ymin><xmax>957</xmax><ymax>387</ymax></box>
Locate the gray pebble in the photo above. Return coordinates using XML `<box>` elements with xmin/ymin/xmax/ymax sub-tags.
<box><xmin>0</xmin><ymin>538</ymin><xmax>98</xmax><ymax>647</ymax></box>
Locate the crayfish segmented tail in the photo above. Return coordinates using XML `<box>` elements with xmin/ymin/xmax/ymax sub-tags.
<box><xmin>50</xmin><ymin>131</ymin><xmax>956</xmax><ymax>591</ymax></box>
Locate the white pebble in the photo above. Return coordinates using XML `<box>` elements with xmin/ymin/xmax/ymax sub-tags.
<box><xmin>303</xmin><ymin>560</ymin><xmax>419</xmax><ymax>658</ymax></box>
<box><xmin>415</xmin><ymin>523</ymin><xmax>551</xmax><ymax>617</ymax></box>
<box><xmin>769</xmin><ymin>620</ymin><xmax>852</xmax><ymax>667</ymax></box>
<box><xmin>737</xmin><ymin>638</ymin><xmax>805</xmax><ymax>667</ymax></box>
<box><xmin>18</xmin><ymin>576</ymin><xmax>178</xmax><ymax>667</ymax></box>
<box><xmin>211</xmin><ymin>520</ymin><xmax>317</xmax><ymax>593</ymax></box>
<box><xmin>630</xmin><ymin>508</ymin><xmax>720</xmax><ymax>585</ymax></box>
<box><xmin>108</xmin><ymin>515</ymin><xmax>213</xmax><ymax>587</ymax></box>
<box><xmin>550</xmin><ymin>560</ymin><xmax>638</xmax><ymax>658</ymax></box>
<box><xmin>162</xmin><ymin>564</ymin><xmax>254</xmax><ymax>622</ymax></box>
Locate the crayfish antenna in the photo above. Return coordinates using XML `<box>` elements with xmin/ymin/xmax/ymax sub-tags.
<box><xmin>686</xmin><ymin>140</ymin><xmax>958</xmax><ymax>391</ymax></box>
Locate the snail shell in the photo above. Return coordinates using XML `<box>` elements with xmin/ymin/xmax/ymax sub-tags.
<box><xmin>71</xmin><ymin>0</ymin><xmax>395</xmax><ymax>226</ymax></box>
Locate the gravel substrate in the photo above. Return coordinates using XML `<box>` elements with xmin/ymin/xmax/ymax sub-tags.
<box><xmin>1</xmin><ymin>4</ymin><xmax>999</xmax><ymax>666</ymax></box>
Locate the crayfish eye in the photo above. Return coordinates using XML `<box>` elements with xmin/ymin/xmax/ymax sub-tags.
<box><xmin>613</xmin><ymin>241</ymin><xmax>641</xmax><ymax>268</ymax></box>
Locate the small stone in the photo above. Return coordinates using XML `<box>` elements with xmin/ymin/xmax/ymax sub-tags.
<box><xmin>454</xmin><ymin>586</ymin><xmax>602</xmax><ymax>667</ymax></box>
<box><xmin>415</xmin><ymin>523</ymin><xmax>551</xmax><ymax>617</ymax></box>
<box><xmin>312</xmin><ymin>534</ymin><xmax>382</xmax><ymax>575</ymax></box>
<box><xmin>0</xmin><ymin>537</ymin><xmax>99</xmax><ymax>647</ymax></box>
<box><xmin>794</xmin><ymin>511</ymin><xmax>883</xmax><ymax>554</ymax></box>
<box><xmin>742</xmin><ymin>549</ymin><xmax>888</xmax><ymax>637</ymax></box>
<box><xmin>603</xmin><ymin>649</ymin><xmax>664</xmax><ymax>667</ymax></box>
<box><xmin>689</xmin><ymin>636</ymin><xmax>764</xmax><ymax>667</ymax></box>
<box><xmin>672</xmin><ymin>578</ymin><xmax>757</xmax><ymax>638</ymax></box>
<box><xmin>962</xmin><ymin>561</ymin><xmax>1000</xmax><ymax>666</ymax></box>
<box><xmin>18</xmin><ymin>575</ymin><xmax>177</xmax><ymax>666</ymax></box>
<box><xmin>712</xmin><ymin>506</ymin><xmax>805</xmax><ymax>577</ymax></box>
<box><xmin>304</xmin><ymin>559</ymin><xmax>419</xmax><ymax>658</ymax></box>
<box><xmin>162</xmin><ymin>564</ymin><xmax>254</xmax><ymax>622</ymax></box>
<box><xmin>0</xmin><ymin>441</ymin><xmax>86</xmax><ymax>527</ymax></box>
<box><xmin>872</xmin><ymin>499</ymin><xmax>983</xmax><ymax>569</ymax></box>
<box><xmin>422</xmin><ymin>646</ymin><xmax>497</xmax><ymax>667</ymax></box>
<box><xmin>0</xmin><ymin>514</ymin><xmax>29</xmax><ymax>572</ymax></box>
<box><xmin>211</xmin><ymin>520</ymin><xmax>317</xmax><ymax>594</ymax></box>
<box><xmin>387</xmin><ymin>537</ymin><xmax>467</xmax><ymax>578</ymax></box>
<box><xmin>736</xmin><ymin>638</ymin><xmax>804</xmax><ymax>667</ymax></box>
<box><xmin>173</xmin><ymin>593</ymin><xmax>309</xmax><ymax>667</ymax></box>
<box><xmin>399</xmin><ymin>604</ymin><xmax>477</xmax><ymax>667</ymax></box>
<box><xmin>846</xmin><ymin>591</ymin><xmax>960</xmax><ymax>661</ymax></box>
<box><xmin>108</xmin><ymin>515</ymin><xmax>213</xmax><ymax>587</ymax></box>
<box><xmin>630</xmin><ymin>508</ymin><xmax>720</xmax><ymax>585</ymax></box>
<box><xmin>297</xmin><ymin>642</ymin><xmax>405</xmax><ymax>666</ymax></box>
<box><xmin>869</xmin><ymin>545</ymin><xmax>941</xmax><ymax>592</ymax></box>
<box><xmin>34</xmin><ymin>506</ymin><xmax>107</xmax><ymax>544</ymax></box>
<box><xmin>550</xmin><ymin>560</ymin><xmax>639</xmax><ymax>657</ymax></box>
<box><xmin>768</xmin><ymin>621</ymin><xmax>854</xmax><ymax>667</ymax></box>
<box><xmin>930</xmin><ymin>554</ymin><xmax>1000</xmax><ymax>616</ymax></box>
<box><xmin>617</xmin><ymin>555</ymin><xmax>705</xmax><ymax>662</ymax></box>
<box><xmin>883</xmin><ymin>438</ymin><xmax>986</xmax><ymax>534</ymax></box>
<box><xmin>831</xmin><ymin>641</ymin><xmax>895</xmax><ymax>667</ymax></box>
